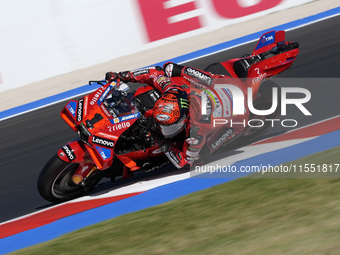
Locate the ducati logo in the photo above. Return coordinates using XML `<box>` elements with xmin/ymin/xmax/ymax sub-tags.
<box><xmin>62</xmin><ymin>145</ymin><xmax>76</xmax><ymax>161</ymax></box>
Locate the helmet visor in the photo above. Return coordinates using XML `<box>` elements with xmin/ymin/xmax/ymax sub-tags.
<box><xmin>159</xmin><ymin>114</ymin><xmax>186</xmax><ymax>138</ymax></box>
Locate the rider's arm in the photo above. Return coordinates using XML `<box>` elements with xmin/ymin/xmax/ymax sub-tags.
<box><xmin>163</xmin><ymin>62</ymin><xmax>215</xmax><ymax>86</ymax></box>
<box><xmin>106</xmin><ymin>66</ymin><xmax>171</xmax><ymax>93</ymax></box>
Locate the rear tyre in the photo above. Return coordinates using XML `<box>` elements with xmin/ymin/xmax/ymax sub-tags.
<box><xmin>236</xmin><ymin>80</ymin><xmax>281</xmax><ymax>145</ymax></box>
<box><xmin>38</xmin><ymin>154</ymin><xmax>87</xmax><ymax>203</ymax></box>
<box><xmin>221</xmin><ymin>81</ymin><xmax>281</xmax><ymax>149</ymax></box>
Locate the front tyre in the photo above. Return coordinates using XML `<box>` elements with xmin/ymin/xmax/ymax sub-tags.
<box><xmin>38</xmin><ymin>154</ymin><xmax>86</xmax><ymax>203</ymax></box>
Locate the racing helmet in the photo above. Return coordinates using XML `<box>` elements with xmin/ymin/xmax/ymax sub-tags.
<box><xmin>153</xmin><ymin>87</ymin><xmax>189</xmax><ymax>138</ymax></box>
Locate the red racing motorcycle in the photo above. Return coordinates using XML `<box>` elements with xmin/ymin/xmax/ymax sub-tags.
<box><xmin>38</xmin><ymin>30</ymin><xmax>299</xmax><ymax>202</ymax></box>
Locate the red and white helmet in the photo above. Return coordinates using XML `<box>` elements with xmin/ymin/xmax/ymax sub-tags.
<box><xmin>153</xmin><ymin>87</ymin><xmax>189</xmax><ymax>138</ymax></box>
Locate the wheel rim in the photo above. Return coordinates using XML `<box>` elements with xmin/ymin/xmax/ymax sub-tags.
<box><xmin>51</xmin><ymin>163</ymin><xmax>83</xmax><ymax>200</ymax></box>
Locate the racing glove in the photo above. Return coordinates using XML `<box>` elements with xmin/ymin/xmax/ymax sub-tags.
<box><xmin>105</xmin><ymin>71</ymin><xmax>133</xmax><ymax>83</ymax></box>
<box><xmin>157</xmin><ymin>138</ymin><xmax>190</xmax><ymax>170</ymax></box>
<box><xmin>163</xmin><ymin>62</ymin><xmax>184</xmax><ymax>77</ymax></box>
<box><xmin>105</xmin><ymin>72</ymin><xmax>120</xmax><ymax>82</ymax></box>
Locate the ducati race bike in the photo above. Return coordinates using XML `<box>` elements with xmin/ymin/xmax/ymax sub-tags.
<box><xmin>37</xmin><ymin>30</ymin><xmax>299</xmax><ymax>202</ymax></box>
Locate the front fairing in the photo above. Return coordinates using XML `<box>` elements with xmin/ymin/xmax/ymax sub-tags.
<box><xmin>61</xmin><ymin>81</ymin><xmax>141</xmax><ymax>169</ymax></box>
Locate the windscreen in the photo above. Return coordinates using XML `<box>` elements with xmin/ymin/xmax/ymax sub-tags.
<box><xmin>102</xmin><ymin>84</ymin><xmax>139</xmax><ymax>118</ymax></box>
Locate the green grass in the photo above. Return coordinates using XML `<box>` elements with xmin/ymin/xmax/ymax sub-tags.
<box><xmin>12</xmin><ymin>146</ymin><xmax>340</xmax><ymax>255</ymax></box>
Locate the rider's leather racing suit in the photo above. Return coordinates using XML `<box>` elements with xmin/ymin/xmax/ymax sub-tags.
<box><xmin>113</xmin><ymin>63</ymin><xmax>248</xmax><ymax>169</ymax></box>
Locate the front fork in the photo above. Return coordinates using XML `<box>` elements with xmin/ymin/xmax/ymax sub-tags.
<box><xmin>58</xmin><ymin>139</ymin><xmax>97</xmax><ymax>185</ymax></box>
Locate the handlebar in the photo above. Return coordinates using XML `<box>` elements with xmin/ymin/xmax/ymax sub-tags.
<box><xmin>89</xmin><ymin>80</ymin><xmax>107</xmax><ymax>86</ymax></box>
<box><xmin>89</xmin><ymin>79</ymin><xmax>123</xmax><ymax>89</ymax></box>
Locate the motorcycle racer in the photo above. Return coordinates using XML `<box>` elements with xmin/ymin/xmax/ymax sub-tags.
<box><xmin>37</xmin><ymin>30</ymin><xmax>300</xmax><ymax>203</ymax></box>
<box><xmin>105</xmin><ymin>62</ymin><xmax>244</xmax><ymax>170</ymax></box>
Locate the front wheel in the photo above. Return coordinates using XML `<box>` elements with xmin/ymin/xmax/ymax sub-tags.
<box><xmin>37</xmin><ymin>154</ymin><xmax>99</xmax><ymax>203</ymax></box>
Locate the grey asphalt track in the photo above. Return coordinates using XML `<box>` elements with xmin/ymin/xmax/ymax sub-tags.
<box><xmin>1</xmin><ymin>15</ymin><xmax>340</xmax><ymax>223</ymax></box>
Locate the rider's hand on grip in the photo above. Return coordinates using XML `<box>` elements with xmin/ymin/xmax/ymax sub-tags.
<box><xmin>165</xmin><ymin>147</ymin><xmax>190</xmax><ymax>170</ymax></box>
<box><xmin>105</xmin><ymin>72</ymin><xmax>120</xmax><ymax>82</ymax></box>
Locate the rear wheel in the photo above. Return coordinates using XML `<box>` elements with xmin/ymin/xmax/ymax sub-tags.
<box><xmin>220</xmin><ymin>81</ymin><xmax>281</xmax><ymax>150</ymax></box>
<box><xmin>37</xmin><ymin>154</ymin><xmax>100</xmax><ymax>203</ymax></box>
<box><xmin>235</xmin><ymin>80</ymin><xmax>281</xmax><ymax>145</ymax></box>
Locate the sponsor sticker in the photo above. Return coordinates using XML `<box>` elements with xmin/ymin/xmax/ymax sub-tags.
<box><xmin>91</xmin><ymin>135</ymin><xmax>115</xmax><ymax>148</ymax></box>
<box><xmin>184</xmin><ymin>67</ymin><xmax>212</xmax><ymax>86</ymax></box>
<box><xmin>76</xmin><ymin>99</ymin><xmax>84</xmax><ymax>121</ymax></box>
<box><xmin>187</xmin><ymin>147</ymin><xmax>200</xmax><ymax>152</ymax></box>
<box><xmin>107</xmin><ymin>121</ymin><xmax>131</xmax><ymax>132</ymax></box>
<box><xmin>186</xmin><ymin>150</ymin><xmax>199</xmax><ymax>157</ymax></box>
<box><xmin>120</xmin><ymin>112</ymin><xmax>140</xmax><ymax>121</ymax></box>
<box><xmin>210</xmin><ymin>129</ymin><xmax>233</xmax><ymax>150</ymax></box>
<box><xmin>110</xmin><ymin>112</ymin><xmax>141</xmax><ymax>124</ymax></box>
<box><xmin>98</xmin><ymin>84</ymin><xmax>114</xmax><ymax>105</ymax></box>
<box><xmin>95</xmin><ymin>146</ymin><xmax>112</xmax><ymax>160</ymax></box>
<box><xmin>66</xmin><ymin>101</ymin><xmax>77</xmax><ymax>117</ymax></box>
<box><xmin>252</xmin><ymin>68</ymin><xmax>267</xmax><ymax>86</ymax></box>
<box><xmin>132</xmin><ymin>69</ymin><xmax>150</xmax><ymax>76</ymax></box>
<box><xmin>156</xmin><ymin>75</ymin><xmax>171</xmax><ymax>89</ymax></box>
<box><xmin>90</xmin><ymin>88</ymin><xmax>104</xmax><ymax>106</ymax></box>
<box><xmin>255</xmin><ymin>31</ymin><xmax>276</xmax><ymax>50</ymax></box>
<box><xmin>98</xmin><ymin>132</ymin><xmax>117</xmax><ymax>140</ymax></box>
<box><xmin>180</xmin><ymin>98</ymin><xmax>189</xmax><ymax>109</ymax></box>
<box><xmin>62</xmin><ymin>145</ymin><xmax>76</xmax><ymax>161</ymax></box>
<box><xmin>156</xmin><ymin>114</ymin><xmax>170</xmax><ymax>121</ymax></box>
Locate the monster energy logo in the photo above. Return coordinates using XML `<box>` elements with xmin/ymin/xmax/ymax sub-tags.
<box><xmin>180</xmin><ymin>98</ymin><xmax>189</xmax><ymax>109</ymax></box>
